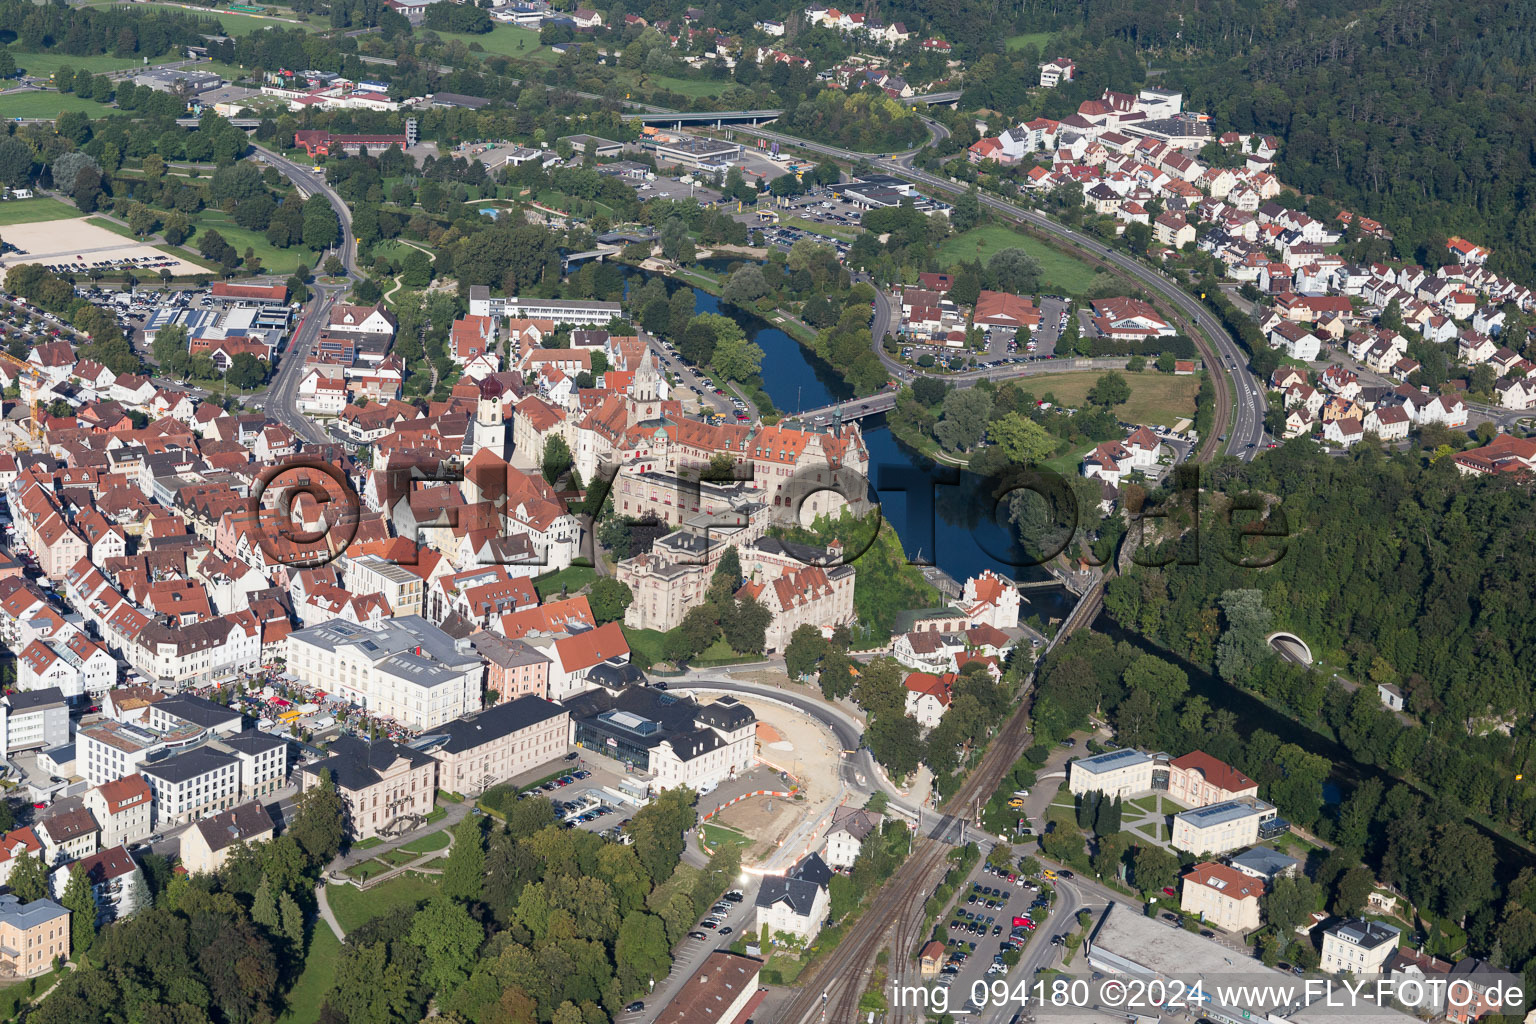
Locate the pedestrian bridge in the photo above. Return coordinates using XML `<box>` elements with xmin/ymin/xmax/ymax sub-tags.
<box><xmin>1268</xmin><ymin>632</ymin><xmax>1313</xmax><ymax>665</ymax></box>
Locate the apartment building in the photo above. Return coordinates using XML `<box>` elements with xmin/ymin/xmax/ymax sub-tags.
<box><xmin>471</xmin><ymin>633</ymin><xmax>551</xmax><ymax>703</ymax></box>
<box><xmin>343</xmin><ymin>553</ymin><xmax>426</xmax><ymax>617</ymax></box>
<box><xmin>219</xmin><ymin>731</ymin><xmax>289</xmax><ymax>798</ymax></box>
<box><xmin>285</xmin><ymin>617</ymin><xmax>483</xmax><ymax>731</ymax></box>
<box><xmin>301</xmin><ymin>736</ymin><xmax>437</xmax><ymax>839</ymax></box>
<box><xmin>37</xmin><ymin>808</ymin><xmax>99</xmax><ymax>866</ymax></box>
<box><xmin>423</xmin><ymin>696</ymin><xmax>569</xmax><ymax>796</ymax></box>
<box><xmin>0</xmin><ymin>688</ymin><xmax>69</xmax><ymax>756</ymax></box>
<box><xmin>77</xmin><ymin>719</ymin><xmax>204</xmax><ymax>788</ymax></box>
<box><xmin>0</xmin><ymin>896</ymin><xmax>70</xmax><ymax>976</ymax></box>
<box><xmin>140</xmin><ymin>746</ymin><xmax>243</xmax><ymax>825</ymax></box>
<box><xmin>1180</xmin><ymin>861</ymin><xmax>1263</xmax><ymax>933</ymax></box>
<box><xmin>17</xmin><ymin>628</ymin><xmax>115</xmax><ymax>700</ymax></box>
<box><xmin>83</xmin><ymin>775</ymin><xmax>154</xmax><ymax>850</ymax></box>
<box><xmin>129</xmin><ymin>614</ymin><xmax>262</xmax><ymax>689</ymax></box>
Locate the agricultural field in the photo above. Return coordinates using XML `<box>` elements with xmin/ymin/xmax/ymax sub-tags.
<box><xmin>940</xmin><ymin>224</ymin><xmax>1100</xmax><ymax>294</ymax></box>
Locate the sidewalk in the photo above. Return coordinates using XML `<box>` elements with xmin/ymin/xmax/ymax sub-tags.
<box><xmin>326</xmin><ymin>798</ymin><xmax>472</xmax><ymax>876</ymax></box>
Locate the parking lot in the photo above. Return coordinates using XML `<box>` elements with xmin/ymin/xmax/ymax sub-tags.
<box><xmin>627</xmin><ymin>878</ymin><xmax>761</xmax><ymax>1023</ymax></box>
<box><xmin>929</xmin><ymin>858</ymin><xmax>1062</xmax><ymax>1015</ymax></box>
<box><xmin>0</xmin><ymin>216</ymin><xmax>204</xmax><ymax>277</ymax></box>
<box><xmin>646</xmin><ymin>330</ymin><xmax>753</xmax><ymax>420</ymax></box>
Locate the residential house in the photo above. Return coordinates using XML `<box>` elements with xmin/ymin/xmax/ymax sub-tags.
<box><xmin>179</xmin><ymin>800</ymin><xmax>275</xmax><ymax>875</ymax></box>
<box><xmin>823</xmin><ymin>806</ymin><xmax>883</xmax><ymax>869</ymax></box>
<box><xmin>755</xmin><ymin>853</ymin><xmax>832</xmax><ymax>944</ymax></box>
<box><xmin>903</xmin><ymin>671</ymin><xmax>954</xmax><ymax>729</ymax></box>
<box><xmin>0</xmin><ymin>896</ymin><xmax>70</xmax><ymax>976</ymax></box>
<box><xmin>1320</xmin><ymin>918</ymin><xmax>1400</xmax><ymax>975</ymax></box>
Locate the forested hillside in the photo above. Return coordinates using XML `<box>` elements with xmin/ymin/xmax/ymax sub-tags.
<box><xmin>1165</xmin><ymin>0</ymin><xmax>1536</xmax><ymax>277</ymax></box>
<box><xmin>1109</xmin><ymin>441</ymin><xmax>1536</xmax><ymax>722</ymax></box>
<box><xmin>1102</xmin><ymin>440</ymin><xmax>1536</xmax><ymax>842</ymax></box>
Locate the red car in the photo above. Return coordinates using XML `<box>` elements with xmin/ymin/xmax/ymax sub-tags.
<box><xmin>32</xmin><ymin>803</ymin><xmax>46</xmax><ymax>810</ymax></box>
<box><xmin>1162</xmin><ymin>887</ymin><xmax>1177</xmax><ymax>897</ymax></box>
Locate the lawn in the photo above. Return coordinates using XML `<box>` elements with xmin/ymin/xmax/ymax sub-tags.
<box><xmin>278</xmin><ymin>922</ymin><xmax>339</xmax><ymax>1024</ymax></box>
<box><xmin>399</xmin><ymin>829</ymin><xmax>452</xmax><ymax>855</ymax></box>
<box><xmin>0</xmin><ymin>967</ymin><xmax>61</xmax><ymax>1019</ymax></box>
<box><xmin>6</xmin><ymin>48</ymin><xmax>179</xmax><ymax>80</ymax></box>
<box><xmin>352</xmin><ymin>836</ymin><xmax>384</xmax><ymax>851</ymax></box>
<box><xmin>430</xmin><ymin>25</ymin><xmax>553</xmax><ymax>61</ymax></box>
<box><xmin>1027</xmin><ymin>369</ymin><xmax>1201</xmax><ymax>428</ymax></box>
<box><xmin>700</xmin><ymin>822</ymin><xmax>753</xmax><ymax>851</ymax></box>
<box><xmin>939</xmin><ymin>224</ymin><xmax>1099</xmax><ymax>294</ymax></box>
<box><xmin>0</xmin><ymin>197</ymin><xmax>81</xmax><ymax>225</ymax></box>
<box><xmin>0</xmin><ymin>90</ymin><xmax>112</xmax><ymax>118</ymax></box>
<box><xmin>186</xmin><ymin>209</ymin><xmax>317</xmax><ymax>275</ymax></box>
<box><xmin>1005</xmin><ymin>31</ymin><xmax>1054</xmax><ymax>52</ymax></box>
<box><xmin>85</xmin><ymin>216</ymin><xmax>142</xmax><ymax>240</ymax></box>
<box><xmin>622</xmin><ymin>625</ymin><xmax>669</xmax><ymax>663</ymax></box>
<box><xmin>533</xmin><ymin>564</ymin><xmax>597</xmax><ymax>600</ymax></box>
<box><xmin>382</xmin><ymin>848</ymin><xmax>424</xmax><ymax>867</ymax></box>
<box><xmin>341</xmin><ymin>859</ymin><xmax>391</xmax><ymax>881</ymax></box>
<box><xmin>327</xmin><ymin>873</ymin><xmax>441</xmax><ymax>935</ymax></box>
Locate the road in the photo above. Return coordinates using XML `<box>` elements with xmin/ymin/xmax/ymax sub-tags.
<box><xmin>735</xmin><ymin>125</ymin><xmax>1268</xmax><ymax>460</ymax></box>
<box><xmin>249</xmin><ymin>143</ymin><xmax>358</xmax><ymax>444</ymax></box>
<box><xmin>678</xmin><ymin>674</ymin><xmax>920</xmax><ymax>817</ymax></box>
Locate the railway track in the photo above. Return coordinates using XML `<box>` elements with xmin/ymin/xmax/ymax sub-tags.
<box><xmin>780</xmin><ymin>681</ymin><xmax>1042</xmax><ymax>1024</ymax></box>
<box><xmin>988</xmin><ymin>221</ymin><xmax>1230</xmax><ymax>465</ymax></box>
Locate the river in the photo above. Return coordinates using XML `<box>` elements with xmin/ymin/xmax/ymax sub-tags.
<box><xmin>666</xmin><ymin>272</ymin><xmax>1535</xmax><ymax>875</ymax></box>
<box><xmin>684</xmin><ymin>279</ymin><xmax>1076</xmax><ymax>624</ymax></box>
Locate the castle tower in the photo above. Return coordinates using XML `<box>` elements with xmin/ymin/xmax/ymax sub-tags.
<box><xmin>630</xmin><ymin>346</ymin><xmax>661</xmax><ymax>403</ymax></box>
<box><xmin>474</xmin><ymin>375</ymin><xmax>508</xmax><ymax>460</ymax></box>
